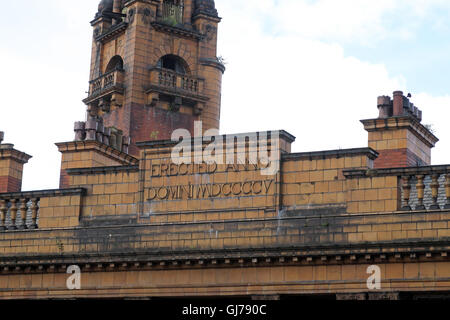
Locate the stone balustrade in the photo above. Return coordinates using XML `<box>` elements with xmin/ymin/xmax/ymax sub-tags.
<box><xmin>345</xmin><ymin>165</ymin><xmax>450</xmax><ymax>212</ymax></box>
<box><xmin>0</xmin><ymin>196</ymin><xmax>39</xmax><ymax>230</ymax></box>
<box><xmin>151</xmin><ymin>68</ymin><xmax>203</xmax><ymax>94</ymax></box>
<box><xmin>0</xmin><ymin>188</ymin><xmax>85</xmax><ymax>232</ymax></box>
<box><xmin>399</xmin><ymin>169</ymin><xmax>450</xmax><ymax>211</ymax></box>
<box><xmin>88</xmin><ymin>69</ymin><xmax>124</xmax><ymax>97</ymax></box>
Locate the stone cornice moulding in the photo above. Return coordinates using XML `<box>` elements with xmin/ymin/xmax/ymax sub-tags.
<box><xmin>55</xmin><ymin>140</ymin><xmax>138</xmax><ymax>166</ymax></box>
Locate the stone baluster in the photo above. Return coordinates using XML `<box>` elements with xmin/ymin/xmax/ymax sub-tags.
<box><xmin>9</xmin><ymin>199</ymin><xmax>18</xmax><ymax>230</ymax></box>
<box><xmin>29</xmin><ymin>198</ymin><xmax>39</xmax><ymax>229</ymax></box>
<box><xmin>74</xmin><ymin>122</ymin><xmax>86</xmax><ymax>141</ymax></box>
<box><xmin>415</xmin><ymin>175</ymin><xmax>426</xmax><ymax>210</ymax></box>
<box><xmin>18</xmin><ymin>198</ymin><xmax>28</xmax><ymax>229</ymax></box>
<box><xmin>401</xmin><ymin>176</ymin><xmax>412</xmax><ymax>211</ymax></box>
<box><xmin>0</xmin><ymin>199</ymin><xmax>7</xmax><ymax>231</ymax></box>
<box><xmin>430</xmin><ymin>174</ymin><xmax>441</xmax><ymax>210</ymax></box>
<box><xmin>446</xmin><ymin>174</ymin><xmax>450</xmax><ymax>209</ymax></box>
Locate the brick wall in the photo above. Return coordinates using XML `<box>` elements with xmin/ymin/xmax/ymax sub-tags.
<box><xmin>87</xmin><ymin>1</ymin><xmax>224</xmax><ymax>157</ymax></box>
<box><xmin>0</xmin><ymin>145</ymin><xmax>31</xmax><ymax>193</ymax></box>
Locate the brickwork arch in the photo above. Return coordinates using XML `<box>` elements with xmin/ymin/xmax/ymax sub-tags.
<box><xmin>157</xmin><ymin>54</ymin><xmax>190</xmax><ymax>74</ymax></box>
<box><xmin>105</xmin><ymin>55</ymin><xmax>124</xmax><ymax>73</ymax></box>
<box><xmin>151</xmin><ymin>43</ymin><xmax>195</xmax><ymax>74</ymax></box>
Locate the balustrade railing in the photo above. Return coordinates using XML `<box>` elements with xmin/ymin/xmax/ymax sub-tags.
<box><xmin>152</xmin><ymin>68</ymin><xmax>201</xmax><ymax>94</ymax></box>
<box><xmin>158</xmin><ymin>70</ymin><xmax>177</xmax><ymax>88</ymax></box>
<box><xmin>400</xmin><ymin>171</ymin><xmax>450</xmax><ymax>211</ymax></box>
<box><xmin>181</xmin><ymin>76</ymin><xmax>198</xmax><ymax>92</ymax></box>
<box><xmin>345</xmin><ymin>165</ymin><xmax>450</xmax><ymax>212</ymax></box>
<box><xmin>89</xmin><ymin>69</ymin><xmax>124</xmax><ymax>97</ymax></box>
<box><xmin>0</xmin><ymin>197</ymin><xmax>39</xmax><ymax>230</ymax></box>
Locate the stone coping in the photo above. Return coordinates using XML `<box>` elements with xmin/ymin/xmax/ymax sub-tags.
<box><xmin>361</xmin><ymin>115</ymin><xmax>439</xmax><ymax>147</ymax></box>
<box><xmin>66</xmin><ymin>165</ymin><xmax>139</xmax><ymax>176</ymax></box>
<box><xmin>0</xmin><ymin>145</ymin><xmax>32</xmax><ymax>164</ymax></box>
<box><xmin>0</xmin><ymin>188</ymin><xmax>86</xmax><ymax>199</ymax></box>
<box><xmin>283</xmin><ymin>148</ymin><xmax>379</xmax><ymax>161</ymax></box>
<box><xmin>136</xmin><ymin>130</ymin><xmax>296</xmax><ymax>149</ymax></box>
<box><xmin>55</xmin><ymin>140</ymin><xmax>138</xmax><ymax>165</ymax></box>
<box><xmin>95</xmin><ymin>21</ymin><xmax>128</xmax><ymax>43</ymax></box>
<box><xmin>151</xmin><ymin>21</ymin><xmax>204</xmax><ymax>40</ymax></box>
<box><xmin>344</xmin><ymin>164</ymin><xmax>450</xmax><ymax>178</ymax></box>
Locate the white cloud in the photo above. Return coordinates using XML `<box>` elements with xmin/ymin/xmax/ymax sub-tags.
<box><xmin>218</xmin><ymin>0</ymin><xmax>450</xmax><ymax>44</ymax></box>
<box><xmin>413</xmin><ymin>93</ymin><xmax>450</xmax><ymax>165</ymax></box>
<box><xmin>217</xmin><ymin>0</ymin><xmax>450</xmax><ymax>163</ymax></box>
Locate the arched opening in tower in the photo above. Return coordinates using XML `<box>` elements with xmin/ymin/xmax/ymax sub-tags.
<box><xmin>105</xmin><ymin>55</ymin><xmax>124</xmax><ymax>73</ymax></box>
<box><xmin>157</xmin><ymin>54</ymin><xmax>189</xmax><ymax>74</ymax></box>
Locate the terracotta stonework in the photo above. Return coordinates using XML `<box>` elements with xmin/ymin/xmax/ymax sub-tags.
<box><xmin>0</xmin><ymin>1</ymin><xmax>449</xmax><ymax>300</ymax></box>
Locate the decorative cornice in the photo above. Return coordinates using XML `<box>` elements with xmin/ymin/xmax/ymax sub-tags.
<box><xmin>95</xmin><ymin>21</ymin><xmax>129</xmax><ymax>43</ymax></box>
<box><xmin>199</xmin><ymin>58</ymin><xmax>226</xmax><ymax>73</ymax></box>
<box><xmin>83</xmin><ymin>85</ymin><xmax>125</xmax><ymax>105</ymax></box>
<box><xmin>136</xmin><ymin>130</ymin><xmax>296</xmax><ymax>149</ymax></box>
<box><xmin>0</xmin><ymin>145</ymin><xmax>32</xmax><ymax>164</ymax></box>
<box><xmin>361</xmin><ymin>116</ymin><xmax>439</xmax><ymax>148</ymax></box>
<box><xmin>55</xmin><ymin>140</ymin><xmax>138</xmax><ymax>166</ymax></box>
<box><xmin>145</xmin><ymin>85</ymin><xmax>210</xmax><ymax>103</ymax></box>
<box><xmin>66</xmin><ymin>165</ymin><xmax>139</xmax><ymax>176</ymax></box>
<box><xmin>192</xmin><ymin>12</ymin><xmax>221</xmax><ymax>23</ymax></box>
<box><xmin>0</xmin><ymin>239</ymin><xmax>448</xmax><ymax>273</ymax></box>
<box><xmin>151</xmin><ymin>22</ymin><xmax>203</xmax><ymax>40</ymax></box>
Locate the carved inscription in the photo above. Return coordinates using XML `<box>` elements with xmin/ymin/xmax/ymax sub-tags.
<box><xmin>146</xmin><ymin>162</ymin><xmax>276</xmax><ymax>201</ymax></box>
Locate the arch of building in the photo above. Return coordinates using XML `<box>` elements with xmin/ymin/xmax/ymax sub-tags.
<box><xmin>157</xmin><ymin>54</ymin><xmax>190</xmax><ymax>74</ymax></box>
<box><xmin>105</xmin><ymin>55</ymin><xmax>124</xmax><ymax>73</ymax></box>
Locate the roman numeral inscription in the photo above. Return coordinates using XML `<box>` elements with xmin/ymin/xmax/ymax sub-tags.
<box><xmin>147</xmin><ymin>180</ymin><xmax>274</xmax><ymax>201</ymax></box>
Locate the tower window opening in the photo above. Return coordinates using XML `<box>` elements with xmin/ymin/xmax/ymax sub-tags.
<box><xmin>162</xmin><ymin>0</ymin><xmax>184</xmax><ymax>25</ymax></box>
<box><xmin>105</xmin><ymin>55</ymin><xmax>124</xmax><ymax>73</ymax></box>
<box><xmin>157</xmin><ymin>55</ymin><xmax>188</xmax><ymax>74</ymax></box>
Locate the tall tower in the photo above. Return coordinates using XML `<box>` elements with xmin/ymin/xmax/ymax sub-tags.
<box><xmin>82</xmin><ymin>0</ymin><xmax>225</xmax><ymax>156</ymax></box>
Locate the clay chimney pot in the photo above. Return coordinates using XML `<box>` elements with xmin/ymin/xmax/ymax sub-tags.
<box><xmin>393</xmin><ymin>91</ymin><xmax>404</xmax><ymax>116</ymax></box>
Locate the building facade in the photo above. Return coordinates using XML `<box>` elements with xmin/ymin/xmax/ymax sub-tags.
<box><xmin>0</xmin><ymin>0</ymin><xmax>449</xmax><ymax>300</ymax></box>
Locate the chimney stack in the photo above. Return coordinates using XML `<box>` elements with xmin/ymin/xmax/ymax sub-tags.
<box><xmin>0</xmin><ymin>133</ymin><xmax>32</xmax><ymax>193</ymax></box>
<box><xmin>362</xmin><ymin>91</ymin><xmax>438</xmax><ymax>168</ymax></box>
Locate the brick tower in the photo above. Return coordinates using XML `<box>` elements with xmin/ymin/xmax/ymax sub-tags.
<box><xmin>80</xmin><ymin>0</ymin><xmax>225</xmax><ymax>156</ymax></box>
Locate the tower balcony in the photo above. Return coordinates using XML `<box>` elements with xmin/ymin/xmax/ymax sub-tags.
<box><xmin>145</xmin><ymin>68</ymin><xmax>209</xmax><ymax>115</ymax></box>
<box><xmin>83</xmin><ymin>69</ymin><xmax>125</xmax><ymax>114</ymax></box>
<box><xmin>161</xmin><ymin>2</ymin><xmax>184</xmax><ymax>25</ymax></box>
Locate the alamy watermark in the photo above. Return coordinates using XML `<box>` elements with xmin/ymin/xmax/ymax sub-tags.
<box><xmin>66</xmin><ymin>265</ymin><xmax>81</xmax><ymax>290</ymax></box>
<box><xmin>366</xmin><ymin>265</ymin><xmax>381</xmax><ymax>290</ymax></box>
<box><xmin>171</xmin><ymin>121</ymin><xmax>281</xmax><ymax>176</ymax></box>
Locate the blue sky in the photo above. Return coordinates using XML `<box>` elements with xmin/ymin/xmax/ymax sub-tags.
<box><xmin>0</xmin><ymin>0</ymin><xmax>449</xmax><ymax>191</ymax></box>
<box><xmin>341</xmin><ymin>7</ymin><xmax>450</xmax><ymax>96</ymax></box>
